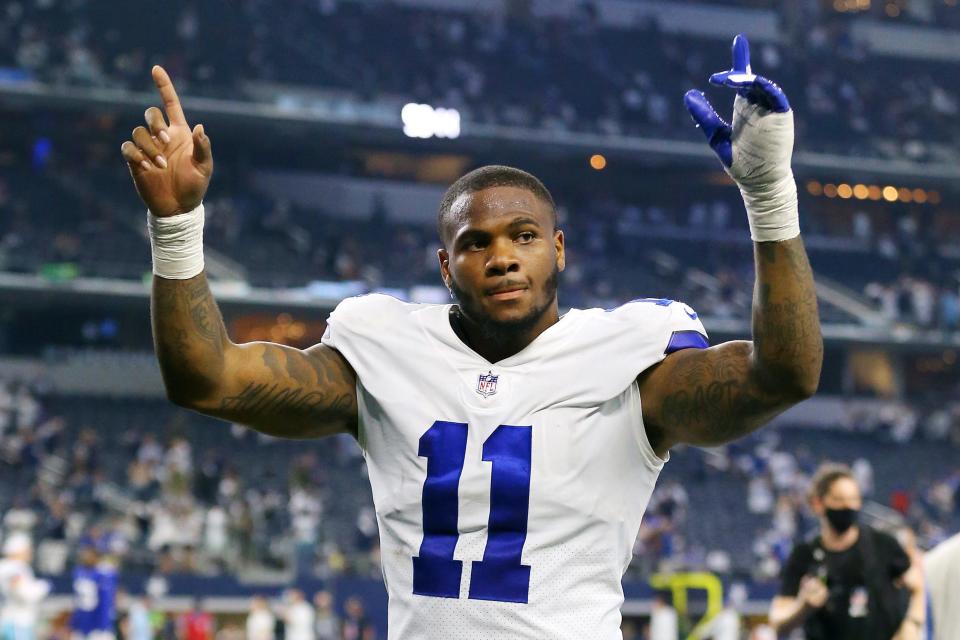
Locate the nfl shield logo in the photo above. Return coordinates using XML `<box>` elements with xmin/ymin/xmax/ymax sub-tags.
<box><xmin>476</xmin><ymin>371</ymin><xmax>499</xmax><ymax>398</ymax></box>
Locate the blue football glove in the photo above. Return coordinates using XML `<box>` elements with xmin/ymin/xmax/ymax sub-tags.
<box><xmin>683</xmin><ymin>34</ymin><xmax>799</xmax><ymax>242</ymax></box>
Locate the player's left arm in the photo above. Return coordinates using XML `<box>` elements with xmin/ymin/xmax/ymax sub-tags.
<box><xmin>639</xmin><ymin>34</ymin><xmax>823</xmax><ymax>457</ymax></box>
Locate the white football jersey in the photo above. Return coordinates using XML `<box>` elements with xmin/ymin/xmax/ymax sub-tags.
<box><xmin>0</xmin><ymin>558</ymin><xmax>49</xmax><ymax>627</ymax></box>
<box><xmin>321</xmin><ymin>294</ymin><xmax>708</xmax><ymax>640</ymax></box>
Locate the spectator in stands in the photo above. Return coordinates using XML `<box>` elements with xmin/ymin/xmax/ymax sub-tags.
<box><xmin>126</xmin><ymin>595</ymin><xmax>153</xmax><ymax>640</ymax></box>
<box><xmin>0</xmin><ymin>533</ymin><xmax>50</xmax><ymax>640</ymax></box>
<box><xmin>280</xmin><ymin>590</ymin><xmax>314</xmax><ymax>640</ymax></box>
<box><xmin>178</xmin><ymin>599</ymin><xmax>213</xmax><ymax>640</ymax></box>
<box><xmin>339</xmin><ymin>597</ymin><xmax>373</xmax><ymax>640</ymax></box>
<box><xmin>648</xmin><ymin>593</ymin><xmax>678</xmax><ymax>640</ymax></box>
<box><xmin>311</xmin><ymin>591</ymin><xmax>338</xmax><ymax>640</ymax></box>
<box><xmin>769</xmin><ymin>463</ymin><xmax>925</xmax><ymax>639</ymax></box>
<box><xmin>245</xmin><ymin>596</ymin><xmax>275</xmax><ymax>640</ymax></box>
<box><xmin>700</xmin><ymin>583</ymin><xmax>744</xmax><ymax>640</ymax></box>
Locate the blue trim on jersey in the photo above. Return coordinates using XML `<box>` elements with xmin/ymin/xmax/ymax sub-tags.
<box><xmin>665</xmin><ymin>330</ymin><xmax>709</xmax><ymax>354</ymax></box>
<box><xmin>604</xmin><ymin>297</ymin><xmax>675</xmax><ymax>312</ymax></box>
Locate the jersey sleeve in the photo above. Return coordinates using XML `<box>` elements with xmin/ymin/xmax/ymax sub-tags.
<box><xmin>606</xmin><ymin>298</ymin><xmax>709</xmax><ymax>373</ymax></box>
<box><xmin>320</xmin><ymin>294</ymin><xmax>408</xmax><ymax>382</ymax></box>
<box><xmin>779</xmin><ymin>543</ymin><xmax>812</xmax><ymax>597</ymax></box>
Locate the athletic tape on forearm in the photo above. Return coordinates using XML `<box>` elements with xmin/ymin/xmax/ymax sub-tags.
<box><xmin>739</xmin><ymin>172</ymin><xmax>800</xmax><ymax>242</ymax></box>
<box><xmin>147</xmin><ymin>204</ymin><xmax>205</xmax><ymax>279</ymax></box>
<box><xmin>728</xmin><ymin>95</ymin><xmax>801</xmax><ymax>243</ymax></box>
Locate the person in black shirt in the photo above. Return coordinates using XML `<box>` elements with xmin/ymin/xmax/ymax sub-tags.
<box><xmin>769</xmin><ymin>463</ymin><xmax>925</xmax><ymax>639</ymax></box>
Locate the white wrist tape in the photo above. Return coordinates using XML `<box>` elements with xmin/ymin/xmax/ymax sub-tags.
<box><xmin>739</xmin><ymin>172</ymin><xmax>800</xmax><ymax>242</ymax></box>
<box><xmin>727</xmin><ymin>95</ymin><xmax>800</xmax><ymax>243</ymax></box>
<box><xmin>147</xmin><ymin>204</ymin><xmax>205</xmax><ymax>279</ymax></box>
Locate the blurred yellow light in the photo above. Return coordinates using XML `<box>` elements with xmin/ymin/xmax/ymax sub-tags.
<box><xmin>824</xmin><ymin>183</ymin><xmax>838</xmax><ymax>198</ymax></box>
<box><xmin>898</xmin><ymin>187</ymin><xmax>913</xmax><ymax>202</ymax></box>
<box><xmin>853</xmin><ymin>184</ymin><xmax>869</xmax><ymax>199</ymax></box>
<box><xmin>857</xmin><ymin>0</ymin><xmax>870</xmax><ymax>7</ymax></box>
<box><xmin>912</xmin><ymin>189</ymin><xmax>927</xmax><ymax>203</ymax></box>
<box><xmin>882</xmin><ymin>186</ymin><xmax>899</xmax><ymax>202</ymax></box>
<box><xmin>589</xmin><ymin>154</ymin><xmax>607</xmax><ymax>170</ymax></box>
<box><xmin>833</xmin><ymin>0</ymin><xmax>847</xmax><ymax>10</ymax></box>
<box><xmin>867</xmin><ymin>185</ymin><xmax>882</xmax><ymax>201</ymax></box>
<box><xmin>837</xmin><ymin>184</ymin><xmax>853</xmax><ymax>199</ymax></box>
<box><xmin>807</xmin><ymin>181</ymin><xmax>823</xmax><ymax>196</ymax></box>
<box><xmin>929</xmin><ymin>190</ymin><xmax>942</xmax><ymax>204</ymax></box>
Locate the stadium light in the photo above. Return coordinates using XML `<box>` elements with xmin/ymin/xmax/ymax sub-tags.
<box><xmin>808</xmin><ymin>180</ymin><xmax>939</xmax><ymax>206</ymax></box>
<box><xmin>401</xmin><ymin>103</ymin><xmax>461</xmax><ymax>139</ymax></box>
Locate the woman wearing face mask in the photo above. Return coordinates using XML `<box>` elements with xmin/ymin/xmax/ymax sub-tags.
<box><xmin>768</xmin><ymin>464</ymin><xmax>926</xmax><ymax>640</ymax></box>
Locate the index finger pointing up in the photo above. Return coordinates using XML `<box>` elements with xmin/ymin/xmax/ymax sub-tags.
<box><xmin>152</xmin><ymin>65</ymin><xmax>187</xmax><ymax>126</ymax></box>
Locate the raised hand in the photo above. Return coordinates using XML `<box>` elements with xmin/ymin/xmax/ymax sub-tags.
<box><xmin>120</xmin><ymin>66</ymin><xmax>213</xmax><ymax>218</ymax></box>
<box><xmin>682</xmin><ymin>34</ymin><xmax>792</xmax><ymax>187</ymax></box>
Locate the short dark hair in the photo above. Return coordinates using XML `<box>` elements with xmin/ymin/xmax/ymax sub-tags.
<box><xmin>810</xmin><ymin>463</ymin><xmax>855</xmax><ymax>501</ymax></box>
<box><xmin>436</xmin><ymin>165</ymin><xmax>557</xmax><ymax>243</ymax></box>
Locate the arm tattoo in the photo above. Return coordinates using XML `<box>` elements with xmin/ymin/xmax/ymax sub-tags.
<box><xmin>220</xmin><ymin>382</ymin><xmax>353</xmax><ymax>425</ymax></box>
<box><xmin>186</xmin><ymin>276</ymin><xmax>224</xmax><ymax>352</ymax></box>
<box><xmin>152</xmin><ymin>273</ymin><xmax>358</xmax><ymax>438</ymax></box>
<box><xmin>152</xmin><ymin>273</ymin><xmax>227</xmax><ymax>400</ymax></box>
<box><xmin>643</xmin><ymin>237</ymin><xmax>822</xmax><ymax>451</ymax></box>
<box><xmin>218</xmin><ymin>346</ymin><xmax>358</xmax><ymax>438</ymax></box>
<box><xmin>654</xmin><ymin>343</ymin><xmax>784</xmax><ymax>448</ymax></box>
<box><xmin>752</xmin><ymin>239</ymin><xmax>823</xmax><ymax>391</ymax></box>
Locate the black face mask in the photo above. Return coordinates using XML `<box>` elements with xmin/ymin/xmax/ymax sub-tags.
<box><xmin>825</xmin><ymin>507</ymin><xmax>859</xmax><ymax>534</ymax></box>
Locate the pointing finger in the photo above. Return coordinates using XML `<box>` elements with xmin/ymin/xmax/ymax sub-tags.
<box><xmin>152</xmin><ymin>65</ymin><xmax>187</xmax><ymax>127</ymax></box>
<box><xmin>732</xmin><ymin>33</ymin><xmax>751</xmax><ymax>74</ymax></box>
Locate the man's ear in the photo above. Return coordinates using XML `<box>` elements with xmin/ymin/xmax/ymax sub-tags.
<box><xmin>554</xmin><ymin>229</ymin><xmax>565</xmax><ymax>272</ymax></box>
<box><xmin>438</xmin><ymin>248</ymin><xmax>451</xmax><ymax>288</ymax></box>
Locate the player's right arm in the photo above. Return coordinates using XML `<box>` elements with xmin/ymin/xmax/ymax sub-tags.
<box><xmin>121</xmin><ymin>66</ymin><xmax>358</xmax><ymax>439</ymax></box>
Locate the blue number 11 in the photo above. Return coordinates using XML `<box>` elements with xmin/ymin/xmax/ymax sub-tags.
<box><xmin>412</xmin><ymin>421</ymin><xmax>532</xmax><ymax>603</ymax></box>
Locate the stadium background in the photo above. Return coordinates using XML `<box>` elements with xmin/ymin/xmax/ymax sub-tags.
<box><xmin>1</xmin><ymin>0</ymin><xmax>960</xmax><ymax>637</ymax></box>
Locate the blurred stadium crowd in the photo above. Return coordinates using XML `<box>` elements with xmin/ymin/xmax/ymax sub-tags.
<box><xmin>2</xmin><ymin>110</ymin><xmax>960</xmax><ymax>329</ymax></box>
<box><xmin>0</xmin><ymin>1</ymin><xmax>959</xmax><ymax>161</ymax></box>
